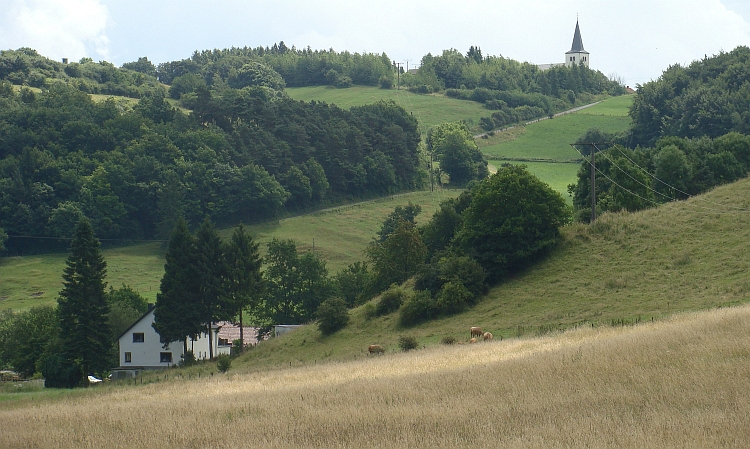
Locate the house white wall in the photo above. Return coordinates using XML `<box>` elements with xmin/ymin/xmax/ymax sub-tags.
<box><xmin>117</xmin><ymin>309</ymin><xmax>228</xmax><ymax>370</ymax></box>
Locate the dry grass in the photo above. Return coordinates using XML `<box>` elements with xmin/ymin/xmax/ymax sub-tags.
<box><xmin>3</xmin><ymin>305</ymin><xmax>750</xmax><ymax>448</ymax></box>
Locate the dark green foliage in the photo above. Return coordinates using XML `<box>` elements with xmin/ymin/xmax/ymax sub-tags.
<box><xmin>0</xmin><ymin>306</ymin><xmax>57</xmax><ymax>377</ymax></box>
<box><xmin>180</xmin><ymin>350</ymin><xmax>196</xmax><ymax>367</ymax></box>
<box><xmin>0</xmin><ymin>226</ymin><xmax>6</xmax><ymax>251</ymax></box>
<box><xmin>316</xmin><ymin>297</ymin><xmax>350</xmax><ymax>335</ymax></box>
<box><xmin>458</xmin><ymin>165</ymin><xmax>570</xmax><ymax>283</ymax></box>
<box><xmin>428</xmin><ymin>122</ymin><xmax>487</xmax><ymax>185</ymax></box>
<box><xmin>195</xmin><ymin>217</ymin><xmax>227</xmax><ymax>358</ymax></box>
<box><xmin>630</xmin><ymin>47</ymin><xmax>750</xmax><ymax>147</ymax></box>
<box><xmin>56</xmin><ymin>218</ymin><xmax>111</xmax><ymax>383</ymax></box>
<box><xmin>334</xmin><ymin>262</ymin><xmax>372</xmax><ymax>307</ymax></box>
<box><xmin>420</xmin><ymin>192</ymin><xmax>472</xmax><ymax>259</ymax></box>
<box><xmin>0</xmin><ymin>71</ymin><xmax>421</xmax><ymax>254</ymax></box>
<box><xmin>263</xmin><ymin>239</ymin><xmax>333</xmax><ymax>325</ymax></box>
<box><xmin>41</xmin><ymin>352</ymin><xmax>82</xmax><ymax>388</ymax></box>
<box><xmin>398</xmin><ymin>335</ymin><xmax>418</xmax><ymax>351</ymax></box>
<box><xmin>153</xmin><ymin>217</ymin><xmax>203</xmax><ymax>347</ymax></box>
<box><xmin>106</xmin><ymin>285</ymin><xmax>148</xmax><ymax>348</ymax></box>
<box><xmin>375</xmin><ymin>285</ymin><xmax>407</xmax><ymax>316</ymax></box>
<box><xmin>398</xmin><ymin>290</ymin><xmax>438</xmax><ymax>327</ymax></box>
<box><xmin>376</xmin><ymin>203</ymin><xmax>422</xmax><ymax>242</ymax></box>
<box><xmin>367</xmin><ymin>219</ymin><xmax>428</xmax><ymax>293</ymax></box>
<box><xmin>216</xmin><ymin>354</ymin><xmax>232</xmax><ymax>373</ymax></box>
<box><xmin>224</xmin><ymin>223</ymin><xmax>263</xmax><ymax>344</ymax></box>
<box><xmin>379</xmin><ymin>75</ymin><xmax>393</xmax><ymax>89</ymax></box>
<box><xmin>440</xmin><ymin>336</ymin><xmax>457</xmax><ymax>345</ymax></box>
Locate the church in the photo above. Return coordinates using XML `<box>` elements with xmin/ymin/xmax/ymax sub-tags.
<box><xmin>538</xmin><ymin>20</ymin><xmax>589</xmax><ymax>70</ymax></box>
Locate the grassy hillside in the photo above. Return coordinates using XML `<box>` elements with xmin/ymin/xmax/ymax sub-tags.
<box><xmin>287</xmin><ymin>85</ymin><xmax>492</xmax><ymax>133</ymax></box>
<box><xmin>231</xmin><ymin>177</ymin><xmax>750</xmax><ymax>370</ymax></box>
<box><xmin>0</xmin><ymin>190</ymin><xmax>461</xmax><ymax>311</ymax></box>
<box><xmin>2</xmin><ymin>305</ymin><xmax>749</xmax><ymax>447</ymax></box>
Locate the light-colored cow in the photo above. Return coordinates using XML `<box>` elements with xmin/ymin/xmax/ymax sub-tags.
<box><xmin>483</xmin><ymin>332</ymin><xmax>493</xmax><ymax>342</ymax></box>
<box><xmin>368</xmin><ymin>345</ymin><xmax>385</xmax><ymax>355</ymax></box>
<box><xmin>470</xmin><ymin>327</ymin><xmax>483</xmax><ymax>339</ymax></box>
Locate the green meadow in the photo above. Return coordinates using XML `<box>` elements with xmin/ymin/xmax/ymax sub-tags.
<box><xmin>287</xmin><ymin>85</ymin><xmax>491</xmax><ymax>133</ymax></box>
<box><xmin>0</xmin><ymin>190</ymin><xmax>461</xmax><ymax>311</ymax></box>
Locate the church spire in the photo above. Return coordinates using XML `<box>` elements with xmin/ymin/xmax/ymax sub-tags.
<box><xmin>569</xmin><ymin>20</ymin><xmax>585</xmax><ymax>53</ymax></box>
<box><xmin>565</xmin><ymin>19</ymin><xmax>589</xmax><ymax>68</ymax></box>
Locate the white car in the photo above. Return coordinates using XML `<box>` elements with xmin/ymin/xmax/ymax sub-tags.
<box><xmin>87</xmin><ymin>375</ymin><xmax>102</xmax><ymax>384</ymax></box>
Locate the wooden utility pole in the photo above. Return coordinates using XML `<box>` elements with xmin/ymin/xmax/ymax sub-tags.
<box><xmin>570</xmin><ymin>142</ymin><xmax>605</xmax><ymax>222</ymax></box>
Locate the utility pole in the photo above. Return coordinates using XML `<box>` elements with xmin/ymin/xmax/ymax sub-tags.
<box><xmin>393</xmin><ymin>62</ymin><xmax>402</xmax><ymax>90</ymax></box>
<box><xmin>570</xmin><ymin>142</ymin><xmax>605</xmax><ymax>222</ymax></box>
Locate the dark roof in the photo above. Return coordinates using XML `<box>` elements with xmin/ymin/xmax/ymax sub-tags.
<box><xmin>566</xmin><ymin>20</ymin><xmax>589</xmax><ymax>54</ymax></box>
<box><xmin>116</xmin><ymin>303</ymin><xmax>155</xmax><ymax>341</ymax></box>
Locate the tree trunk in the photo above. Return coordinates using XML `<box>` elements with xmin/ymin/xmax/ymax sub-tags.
<box><xmin>208</xmin><ymin>323</ymin><xmax>214</xmax><ymax>359</ymax></box>
<box><xmin>239</xmin><ymin>311</ymin><xmax>244</xmax><ymax>354</ymax></box>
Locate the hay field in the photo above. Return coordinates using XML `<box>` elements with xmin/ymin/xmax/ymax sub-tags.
<box><xmin>3</xmin><ymin>305</ymin><xmax>749</xmax><ymax>448</ymax></box>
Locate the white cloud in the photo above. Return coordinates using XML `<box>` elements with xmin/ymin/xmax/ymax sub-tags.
<box><xmin>0</xmin><ymin>0</ymin><xmax>110</xmax><ymax>61</ymax></box>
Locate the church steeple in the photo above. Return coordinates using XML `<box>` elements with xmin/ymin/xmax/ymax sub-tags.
<box><xmin>565</xmin><ymin>20</ymin><xmax>589</xmax><ymax>68</ymax></box>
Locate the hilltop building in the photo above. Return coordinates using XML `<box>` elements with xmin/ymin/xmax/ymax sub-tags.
<box><xmin>537</xmin><ymin>20</ymin><xmax>590</xmax><ymax>71</ymax></box>
<box><xmin>565</xmin><ymin>20</ymin><xmax>589</xmax><ymax>68</ymax></box>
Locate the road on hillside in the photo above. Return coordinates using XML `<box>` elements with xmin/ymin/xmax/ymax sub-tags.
<box><xmin>473</xmin><ymin>101</ymin><xmax>602</xmax><ymax>139</ymax></box>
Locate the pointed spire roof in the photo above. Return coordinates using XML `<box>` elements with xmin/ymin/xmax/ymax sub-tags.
<box><xmin>566</xmin><ymin>20</ymin><xmax>589</xmax><ymax>54</ymax></box>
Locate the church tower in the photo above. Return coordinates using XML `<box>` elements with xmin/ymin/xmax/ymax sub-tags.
<box><xmin>565</xmin><ymin>20</ymin><xmax>589</xmax><ymax>68</ymax></box>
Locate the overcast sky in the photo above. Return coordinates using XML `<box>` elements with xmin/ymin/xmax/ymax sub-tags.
<box><xmin>1</xmin><ymin>0</ymin><xmax>749</xmax><ymax>87</ymax></box>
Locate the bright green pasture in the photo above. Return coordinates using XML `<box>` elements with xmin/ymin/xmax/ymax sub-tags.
<box><xmin>286</xmin><ymin>86</ymin><xmax>490</xmax><ymax>133</ymax></box>
<box><xmin>481</xmin><ymin>113</ymin><xmax>632</xmax><ymax>160</ymax></box>
<box><xmin>0</xmin><ymin>243</ymin><xmax>166</xmax><ymax>310</ymax></box>
<box><xmin>578</xmin><ymin>94</ymin><xmax>633</xmax><ymax>116</ymax></box>
<box><xmin>0</xmin><ymin>191</ymin><xmax>461</xmax><ymax>311</ymax></box>
<box><xmin>489</xmin><ymin>160</ymin><xmax>580</xmax><ymax>202</ymax></box>
<box><xmin>228</xmin><ymin>190</ymin><xmax>462</xmax><ymax>273</ymax></box>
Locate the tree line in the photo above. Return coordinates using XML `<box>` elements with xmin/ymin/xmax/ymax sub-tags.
<box><xmin>0</xmin><ymin>80</ymin><xmax>421</xmax><ymax>254</ymax></box>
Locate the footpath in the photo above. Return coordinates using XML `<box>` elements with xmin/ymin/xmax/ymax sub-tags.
<box><xmin>473</xmin><ymin>101</ymin><xmax>602</xmax><ymax>139</ymax></box>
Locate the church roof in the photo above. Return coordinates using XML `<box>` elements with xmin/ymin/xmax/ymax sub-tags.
<box><xmin>566</xmin><ymin>20</ymin><xmax>589</xmax><ymax>54</ymax></box>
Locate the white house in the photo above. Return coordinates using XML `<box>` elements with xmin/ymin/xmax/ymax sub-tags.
<box><xmin>111</xmin><ymin>305</ymin><xmax>230</xmax><ymax>379</ymax></box>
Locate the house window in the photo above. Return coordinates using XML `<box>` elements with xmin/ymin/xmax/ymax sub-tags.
<box><xmin>133</xmin><ymin>332</ymin><xmax>144</xmax><ymax>343</ymax></box>
<box><xmin>124</xmin><ymin>352</ymin><xmax>132</xmax><ymax>363</ymax></box>
<box><xmin>160</xmin><ymin>352</ymin><xmax>173</xmax><ymax>363</ymax></box>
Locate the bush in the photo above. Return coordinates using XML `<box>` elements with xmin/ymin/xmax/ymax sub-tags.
<box><xmin>398</xmin><ymin>335</ymin><xmax>418</xmax><ymax>351</ymax></box>
<box><xmin>435</xmin><ymin>280</ymin><xmax>473</xmax><ymax>314</ymax></box>
<box><xmin>316</xmin><ymin>297</ymin><xmax>350</xmax><ymax>335</ymax></box>
<box><xmin>216</xmin><ymin>354</ymin><xmax>232</xmax><ymax>373</ymax></box>
<box><xmin>480</xmin><ymin>117</ymin><xmax>496</xmax><ymax>131</ymax></box>
<box><xmin>180</xmin><ymin>350</ymin><xmax>196</xmax><ymax>367</ymax></box>
<box><xmin>335</xmin><ymin>75</ymin><xmax>353</xmax><ymax>88</ymax></box>
<box><xmin>363</xmin><ymin>303</ymin><xmax>376</xmax><ymax>320</ymax></box>
<box><xmin>375</xmin><ymin>285</ymin><xmax>407</xmax><ymax>316</ymax></box>
<box><xmin>379</xmin><ymin>75</ymin><xmax>393</xmax><ymax>89</ymax></box>
<box><xmin>441</xmin><ymin>336</ymin><xmax>457</xmax><ymax>345</ymax></box>
<box><xmin>398</xmin><ymin>290</ymin><xmax>437</xmax><ymax>327</ymax></box>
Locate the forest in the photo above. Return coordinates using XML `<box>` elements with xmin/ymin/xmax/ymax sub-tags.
<box><xmin>569</xmin><ymin>46</ymin><xmax>750</xmax><ymax>221</ymax></box>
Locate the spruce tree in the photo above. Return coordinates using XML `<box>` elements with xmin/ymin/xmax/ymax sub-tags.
<box><xmin>56</xmin><ymin>218</ymin><xmax>110</xmax><ymax>386</ymax></box>
<box><xmin>224</xmin><ymin>223</ymin><xmax>263</xmax><ymax>348</ymax></box>
<box><xmin>153</xmin><ymin>217</ymin><xmax>202</xmax><ymax>354</ymax></box>
<box><xmin>194</xmin><ymin>217</ymin><xmax>226</xmax><ymax>359</ymax></box>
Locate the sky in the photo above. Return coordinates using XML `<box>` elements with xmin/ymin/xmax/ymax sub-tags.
<box><xmin>1</xmin><ymin>0</ymin><xmax>749</xmax><ymax>87</ymax></box>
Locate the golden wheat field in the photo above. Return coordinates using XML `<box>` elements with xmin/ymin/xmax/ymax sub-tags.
<box><xmin>2</xmin><ymin>305</ymin><xmax>750</xmax><ymax>448</ymax></box>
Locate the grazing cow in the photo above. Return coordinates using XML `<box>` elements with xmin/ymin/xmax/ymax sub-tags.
<box><xmin>483</xmin><ymin>332</ymin><xmax>493</xmax><ymax>342</ymax></box>
<box><xmin>368</xmin><ymin>345</ymin><xmax>385</xmax><ymax>355</ymax></box>
<box><xmin>470</xmin><ymin>327</ymin><xmax>483</xmax><ymax>339</ymax></box>
<box><xmin>469</xmin><ymin>338</ymin><xmax>478</xmax><ymax>344</ymax></box>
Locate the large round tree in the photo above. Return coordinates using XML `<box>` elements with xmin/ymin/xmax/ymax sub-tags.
<box><xmin>458</xmin><ymin>164</ymin><xmax>570</xmax><ymax>283</ymax></box>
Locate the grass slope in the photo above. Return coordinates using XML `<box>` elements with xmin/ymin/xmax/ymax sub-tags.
<box><xmin>2</xmin><ymin>305</ymin><xmax>749</xmax><ymax>448</ymax></box>
<box><xmin>233</xmin><ymin>177</ymin><xmax>750</xmax><ymax>370</ymax></box>
<box><xmin>0</xmin><ymin>190</ymin><xmax>461</xmax><ymax>310</ymax></box>
<box><xmin>287</xmin><ymin>85</ymin><xmax>491</xmax><ymax>133</ymax></box>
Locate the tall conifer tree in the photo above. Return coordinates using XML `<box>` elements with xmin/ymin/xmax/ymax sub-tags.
<box><xmin>194</xmin><ymin>217</ymin><xmax>226</xmax><ymax>359</ymax></box>
<box><xmin>56</xmin><ymin>218</ymin><xmax>110</xmax><ymax>385</ymax></box>
<box><xmin>153</xmin><ymin>217</ymin><xmax>202</xmax><ymax>354</ymax></box>
<box><xmin>224</xmin><ymin>223</ymin><xmax>263</xmax><ymax>348</ymax></box>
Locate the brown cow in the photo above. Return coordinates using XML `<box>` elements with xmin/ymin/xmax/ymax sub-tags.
<box><xmin>368</xmin><ymin>345</ymin><xmax>385</xmax><ymax>355</ymax></box>
<box><xmin>470</xmin><ymin>327</ymin><xmax>483</xmax><ymax>339</ymax></box>
<box><xmin>469</xmin><ymin>338</ymin><xmax>478</xmax><ymax>344</ymax></box>
<box><xmin>483</xmin><ymin>332</ymin><xmax>493</xmax><ymax>342</ymax></box>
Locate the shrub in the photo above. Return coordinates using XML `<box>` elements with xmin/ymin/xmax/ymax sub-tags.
<box><xmin>316</xmin><ymin>297</ymin><xmax>350</xmax><ymax>335</ymax></box>
<box><xmin>217</xmin><ymin>354</ymin><xmax>232</xmax><ymax>373</ymax></box>
<box><xmin>441</xmin><ymin>336</ymin><xmax>457</xmax><ymax>345</ymax></box>
<box><xmin>375</xmin><ymin>285</ymin><xmax>407</xmax><ymax>316</ymax></box>
<box><xmin>398</xmin><ymin>335</ymin><xmax>418</xmax><ymax>351</ymax></box>
<box><xmin>180</xmin><ymin>350</ymin><xmax>196</xmax><ymax>367</ymax></box>
<box><xmin>480</xmin><ymin>117</ymin><xmax>496</xmax><ymax>131</ymax></box>
<box><xmin>335</xmin><ymin>75</ymin><xmax>353</xmax><ymax>88</ymax></box>
<box><xmin>398</xmin><ymin>290</ymin><xmax>437</xmax><ymax>326</ymax></box>
<box><xmin>379</xmin><ymin>75</ymin><xmax>393</xmax><ymax>89</ymax></box>
<box><xmin>435</xmin><ymin>280</ymin><xmax>473</xmax><ymax>314</ymax></box>
<box><xmin>363</xmin><ymin>303</ymin><xmax>376</xmax><ymax>320</ymax></box>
